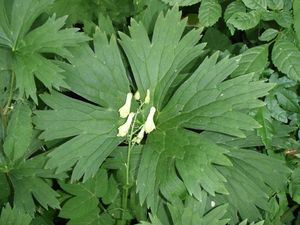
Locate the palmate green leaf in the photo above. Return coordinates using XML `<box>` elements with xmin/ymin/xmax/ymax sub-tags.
<box><xmin>231</xmin><ymin>45</ymin><xmax>269</xmax><ymax>77</ymax></box>
<box><xmin>34</xmin><ymin>8</ymin><xmax>204</xmax><ymax>183</ymax></box>
<box><xmin>214</xmin><ymin>148</ymin><xmax>290</xmax><ymax>224</ymax></box>
<box><xmin>0</xmin><ymin>102</ymin><xmax>60</xmax><ymax>215</ymax></box>
<box><xmin>198</xmin><ymin>0</ymin><xmax>222</xmax><ymax>27</ymax></box>
<box><xmin>159</xmin><ymin>52</ymin><xmax>273</xmax><ymax>138</ymax></box>
<box><xmin>59</xmin><ymin>169</ymin><xmax>109</xmax><ymax>225</ymax></box>
<box><xmin>227</xmin><ymin>10</ymin><xmax>261</xmax><ymax>31</ymax></box>
<box><xmin>0</xmin><ymin>204</ymin><xmax>32</xmax><ymax>225</ymax></box>
<box><xmin>137</xmin><ymin>51</ymin><xmax>275</xmax><ymax>213</ymax></box>
<box><xmin>168</xmin><ymin>196</ymin><xmax>229</xmax><ymax>225</ymax></box>
<box><xmin>137</xmin><ymin>128</ymin><xmax>231</xmax><ymax>209</ymax></box>
<box><xmin>34</xmin><ymin>8</ymin><xmax>278</xmax><ymax>221</ymax></box>
<box><xmin>272</xmin><ymin>40</ymin><xmax>300</xmax><ymax>81</ymax></box>
<box><xmin>119</xmin><ymin>7</ymin><xmax>206</xmax><ymax>110</ymax></box>
<box><xmin>161</xmin><ymin>0</ymin><xmax>201</xmax><ymax>6</ymax></box>
<box><xmin>139</xmin><ymin>193</ymin><xmax>229</xmax><ymax>225</ymax></box>
<box><xmin>200</xmin><ymin>130</ymin><xmax>264</xmax><ymax>149</ymax></box>
<box><xmin>0</xmin><ymin>155</ymin><xmax>61</xmax><ymax>216</ymax></box>
<box><xmin>3</xmin><ymin>103</ymin><xmax>32</xmax><ymax>162</ymax></box>
<box><xmin>60</xmin><ymin>30</ymin><xmax>130</xmax><ymax>109</ymax></box>
<box><xmin>34</xmin><ymin>92</ymin><xmax>122</xmax><ymax>182</ymax></box>
<box><xmin>34</xmin><ymin>28</ymin><xmax>132</xmax><ymax>182</ymax></box>
<box><xmin>6</xmin><ymin>154</ymin><xmax>61</xmax><ymax>216</ymax></box>
<box><xmin>134</xmin><ymin>0</ymin><xmax>168</xmax><ymax>33</ymax></box>
<box><xmin>0</xmin><ymin>0</ymin><xmax>52</xmax><ymax>47</ymax></box>
<box><xmin>0</xmin><ymin>0</ymin><xmax>89</xmax><ymax>102</ymax></box>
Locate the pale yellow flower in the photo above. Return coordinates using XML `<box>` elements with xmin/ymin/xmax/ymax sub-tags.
<box><xmin>117</xmin><ymin>112</ymin><xmax>135</xmax><ymax>137</ymax></box>
<box><xmin>134</xmin><ymin>91</ymin><xmax>140</xmax><ymax>100</ymax></box>
<box><xmin>118</xmin><ymin>93</ymin><xmax>133</xmax><ymax>118</ymax></box>
<box><xmin>144</xmin><ymin>106</ymin><xmax>156</xmax><ymax>134</ymax></box>
<box><xmin>133</xmin><ymin>127</ymin><xmax>145</xmax><ymax>144</ymax></box>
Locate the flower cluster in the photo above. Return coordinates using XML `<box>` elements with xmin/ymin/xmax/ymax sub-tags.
<box><xmin>117</xmin><ymin>89</ymin><xmax>156</xmax><ymax>144</ymax></box>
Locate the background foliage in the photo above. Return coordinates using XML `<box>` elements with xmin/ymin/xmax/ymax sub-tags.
<box><xmin>0</xmin><ymin>0</ymin><xmax>300</xmax><ymax>224</ymax></box>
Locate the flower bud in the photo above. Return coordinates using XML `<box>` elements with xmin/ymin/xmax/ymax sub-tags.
<box><xmin>211</xmin><ymin>201</ymin><xmax>216</xmax><ymax>207</ymax></box>
<box><xmin>118</xmin><ymin>93</ymin><xmax>133</xmax><ymax>118</ymax></box>
<box><xmin>117</xmin><ymin>112</ymin><xmax>135</xmax><ymax>137</ymax></box>
<box><xmin>144</xmin><ymin>106</ymin><xmax>156</xmax><ymax>134</ymax></box>
<box><xmin>133</xmin><ymin>127</ymin><xmax>145</xmax><ymax>144</ymax></box>
<box><xmin>144</xmin><ymin>89</ymin><xmax>150</xmax><ymax>104</ymax></box>
<box><xmin>134</xmin><ymin>91</ymin><xmax>140</xmax><ymax>100</ymax></box>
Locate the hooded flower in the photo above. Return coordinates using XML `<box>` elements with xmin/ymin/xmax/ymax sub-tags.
<box><xmin>144</xmin><ymin>106</ymin><xmax>156</xmax><ymax>134</ymax></box>
<box><xmin>133</xmin><ymin>127</ymin><xmax>145</xmax><ymax>144</ymax></box>
<box><xmin>117</xmin><ymin>112</ymin><xmax>135</xmax><ymax>137</ymax></box>
<box><xmin>134</xmin><ymin>91</ymin><xmax>140</xmax><ymax>100</ymax></box>
<box><xmin>118</xmin><ymin>93</ymin><xmax>133</xmax><ymax>118</ymax></box>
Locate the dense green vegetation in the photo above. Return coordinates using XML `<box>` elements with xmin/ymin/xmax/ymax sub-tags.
<box><xmin>1</xmin><ymin>0</ymin><xmax>300</xmax><ymax>224</ymax></box>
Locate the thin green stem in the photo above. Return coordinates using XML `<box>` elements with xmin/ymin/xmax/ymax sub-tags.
<box><xmin>118</xmin><ymin>103</ymin><xmax>145</xmax><ymax>225</ymax></box>
<box><xmin>1</xmin><ymin>71</ymin><xmax>15</xmax><ymax>129</ymax></box>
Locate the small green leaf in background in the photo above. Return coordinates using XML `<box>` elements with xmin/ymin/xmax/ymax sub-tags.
<box><xmin>224</xmin><ymin>1</ymin><xmax>246</xmax><ymax>34</ymax></box>
<box><xmin>0</xmin><ymin>0</ymin><xmax>89</xmax><ymax>102</ymax></box>
<box><xmin>267</xmin><ymin>0</ymin><xmax>284</xmax><ymax>10</ymax></box>
<box><xmin>258</xmin><ymin>28</ymin><xmax>279</xmax><ymax>41</ymax></box>
<box><xmin>227</xmin><ymin>10</ymin><xmax>261</xmax><ymax>31</ymax></box>
<box><xmin>272</xmin><ymin>40</ymin><xmax>300</xmax><ymax>81</ymax></box>
<box><xmin>198</xmin><ymin>0</ymin><xmax>222</xmax><ymax>27</ymax></box>
<box><xmin>276</xmin><ymin>88</ymin><xmax>300</xmax><ymax>113</ymax></box>
<box><xmin>272</xmin><ymin>10</ymin><xmax>293</xmax><ymax>28</ymax></box>
<box><xmin>242</xmin><ymin>0</ymin><xmax>267</xmax><ymax>10</ymax></box>
<box><xmin>161</xmin><ymin>0</ymin><xmax>201</xmax><ymax>6</ymax></box>
<box><xmin>294</xmin><ymin>0</ymin><xmax>300</xmax><ymax>44</ymax></box>
<box><xmin>0</xmin><ymin>204</ymin><xmax>32</xmax><ymax>225</ymax></box>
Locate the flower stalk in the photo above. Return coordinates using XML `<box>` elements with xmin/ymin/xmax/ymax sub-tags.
<box><xmin>117</xmin><ymin>89</ymin><xmax>156</xmax><ymax>225</ymax></box>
